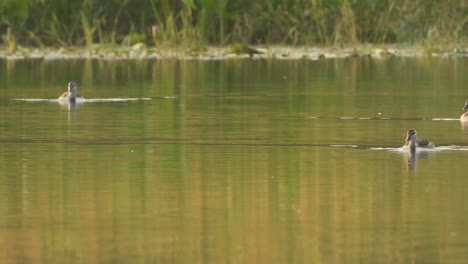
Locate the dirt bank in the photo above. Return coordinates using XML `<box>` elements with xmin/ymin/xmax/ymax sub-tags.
<box><xmin>1</xmin><ymin>44</ymin><xmax>467</xmax><ymax>60</ymax></box>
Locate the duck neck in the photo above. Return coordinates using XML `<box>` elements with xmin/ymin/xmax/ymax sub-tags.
<box><xmin>404</xmin><ymin>139</ymin><xmax>416</xmax><ymax>150</ymax></box>
<box><xmin>69</xmin><ymin>91</ymin><xmax>76</xmax><ymax>103</ymax></box>
<box><xmin>409</xmin><ymin>139</ymin><xmax>416</xmax><ymax>151</ymax></box>
<box><xmin>69</xmin><ymin>90</ymin><xmax>76</xmax><ymax>99</ymax></box>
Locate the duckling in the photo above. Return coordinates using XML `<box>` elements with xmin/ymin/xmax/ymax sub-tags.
<box><xmin>461</xmin><ymin>99</ymin><xmax>468</xmax><ymax>121</ymax></box>
<box><xmin>403</xmin><ymin>129</ymin><xmax>434</xmax><ymax>151</ymax></box>
<box><xmin>58</xmin><ymin>81</ymin><xmax>84</xmax><ymax>102</ymax></box>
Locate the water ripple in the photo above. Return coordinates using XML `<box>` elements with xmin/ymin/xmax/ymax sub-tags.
<box><xmin>12</xmin><ymin>97</ymin><xmax>155</xmax><ymax>102</ymax></box>
<box><xmin>369</xmin><ymin>146</ymin><xmax>468</xmax><ymax>152</ymax></box>
<box><xmin>329</xmin><ymin>144</ymin><xmax>468</xmax><ymax>152</ymax></box>
<box><xmin>304</xmin><ymin>116</ymin><xmax>461</xmax><ymax>121</ymax></box>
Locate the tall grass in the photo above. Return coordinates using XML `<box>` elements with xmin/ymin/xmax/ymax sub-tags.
<box><xmin>0</xmin><ymin>0</ymin><xmax>466</xmax><ymax>48</ymax></box>
<box><xmin>333</xmin><ymin>0</ymin><xmax>358</xmax><ymax>46</ymax></box>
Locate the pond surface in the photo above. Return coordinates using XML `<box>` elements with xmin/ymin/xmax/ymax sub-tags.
<box><xmin>0</xmin><ymin>57</ymin><xmax>468</xmax><ymax>263</ymax></box>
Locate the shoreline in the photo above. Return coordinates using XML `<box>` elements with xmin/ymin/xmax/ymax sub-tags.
<box><xmin>1</xmin><ymin>44</ymin><xmax>467</xmax><ymax>60</ymax></box>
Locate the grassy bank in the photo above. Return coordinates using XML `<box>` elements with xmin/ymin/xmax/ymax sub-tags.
<box><xmin>0</xmin><ymin>0</ymin><xmax>466</xmax><ymax>51</ymax></box>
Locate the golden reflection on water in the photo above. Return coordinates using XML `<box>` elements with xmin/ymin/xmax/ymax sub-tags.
<box><xmin>0</xmin><ymin>58</ymin><xmax>468</xmax><ymax>263</ymax></box>
<box><xmin>1</xmin><ymin>142</ymin><xmax>467</xmax><ymax>263</ymax></box>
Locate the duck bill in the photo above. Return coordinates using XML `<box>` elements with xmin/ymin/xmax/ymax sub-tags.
<box><xmin>464</xmin><ymin>103</ymin><xmax>468</xmax><ymax>110</ymax></box>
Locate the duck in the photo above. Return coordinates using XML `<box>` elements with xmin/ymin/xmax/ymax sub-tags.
<box><xmin>58</xmin><ymin>81</ymin><xmax>84</xmax><ymax>102</ymax></box>
<box><xmin>402</xmin><ymin>129</ymin><xmax>435</xmax><ymax>151</ymax></box>
<box><xmin>461</xmin><ymin>99</ymin><xmax>468</xmax><ymax>121</ymax></box>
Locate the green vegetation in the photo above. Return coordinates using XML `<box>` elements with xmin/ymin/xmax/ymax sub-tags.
<box><xmin>0</xmin><ymin>0</ymin><xmax>466</xmax><ymax>48</ymax></box>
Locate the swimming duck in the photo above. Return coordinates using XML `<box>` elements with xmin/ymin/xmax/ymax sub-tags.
<box><xmin>58</xmin><ymin>81</ymin><xmax>84</xmax><ymax>102</ymax></box>
<box><xmin>403</xmin><ymin>129</ymin><xmax>434</xmax><ymax>151</ymax></box>
<box><xmin>461</xmin><ymin>99</ymin><xmax>468</xmax><ymax>121</ymax></box>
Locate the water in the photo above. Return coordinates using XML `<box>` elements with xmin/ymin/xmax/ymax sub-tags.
<box><xmin>0</xmin><ymin>57</ymin><xmax>468</xmax><ymax>263</ymax></box>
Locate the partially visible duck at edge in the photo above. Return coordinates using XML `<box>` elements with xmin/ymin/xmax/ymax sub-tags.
<box><xmin>58</xmin><ymin>81</ymin><xmax>84</xmax><ymax>102</ymax></box>
<box><xmin>402</xmin><ymin>129</ymin><xmax>435</xmax><ymax>151</ymax></box>
<box><xmin>461</xmin><ymin>99</ymin><xmax>468</xmax><ymax>121</ymax></box>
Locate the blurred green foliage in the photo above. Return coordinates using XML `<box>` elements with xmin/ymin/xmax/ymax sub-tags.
<box><xmin>0</xmin><ymin>0</ymin><xmax>466</xmax><ymax>47</ymax></box>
